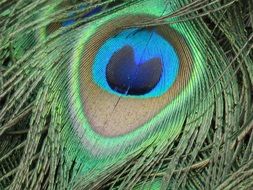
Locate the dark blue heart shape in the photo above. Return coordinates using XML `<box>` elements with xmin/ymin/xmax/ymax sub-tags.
<box><xmin>106</xmin><ymin>45</ymin><xmax>163</xmax><ymax>95</ymax></box>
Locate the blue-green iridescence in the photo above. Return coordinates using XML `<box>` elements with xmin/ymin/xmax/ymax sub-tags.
<box><xmin>36</xmin><ymin>0</ymin><xmax>205</xmax><ymax>172</ymax></box>
<box><xmin>92</xmin><ymin>28</ymin><xmax>180</xmax><ymax>98</ymax></box>
<box><xmin>62</xmin><ymin>6</ymin><xmax>102</xmax><ymax>26</ymax></box>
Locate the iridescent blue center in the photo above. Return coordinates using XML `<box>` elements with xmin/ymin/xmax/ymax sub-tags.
<box><xmin>92</xmin><ymin>28</ymin><xmax>179</xmax><ymax>98</ymax></box>
<box><xmin>106</xmin><ymin>45</ymin><xmax>163</xmax><ymax>95</ymax></box>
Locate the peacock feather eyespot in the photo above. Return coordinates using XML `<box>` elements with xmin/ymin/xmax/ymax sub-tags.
<box><xmin>28</xmin><ymin>0</ymin><xmax>207</xmax><ymax>163</ymax></box>
<box><xmin>37</xmin><ymin>0</ymin><xmax>202</xmax><ymax>158</ymax></box>
<box><xmin>93</xmin><ymin>27</ymin><xmax>179</xmax><ymax>97</ymax></box>
<box><xmin>44</xmin><ymin>1</ymin><xmax>103</xmax><ymax>35</ymax></box>
<box><xmin>74</xmin><ymin>15</ymin><xmax>193</xmax><ymax>139</ymax></box>
<box><xmin>65</xmin><ymin>2</ymin><xmax>201</xmax><ymax>157</ymax></box>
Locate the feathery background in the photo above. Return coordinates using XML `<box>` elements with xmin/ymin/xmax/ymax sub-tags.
<box><xmin>0</xmin><ymin>0</ymin><xmax>253</xmax><ymax>189</ymax></box>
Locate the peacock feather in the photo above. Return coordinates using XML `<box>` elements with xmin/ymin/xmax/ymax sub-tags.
<box><xmin>0</xmin><ymin>0</ymin><xmax>253</xmax><ymax>189</ymax></box>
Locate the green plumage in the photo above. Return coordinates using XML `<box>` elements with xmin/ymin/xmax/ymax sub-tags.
<box><xmin>0</xmin><ymin>0</ymin><xmax>253</xmax><ymax>189</ymax></box>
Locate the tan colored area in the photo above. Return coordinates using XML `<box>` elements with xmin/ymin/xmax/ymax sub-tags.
<box><xmin>79</xmin><ymin>15</ymin><xmax>192</xmax><ymax>137</ymax></box>
<box><xmin>47</xmin><ymin>22</ymin><xmax>61</xmax><ymax>35</ymax></box>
